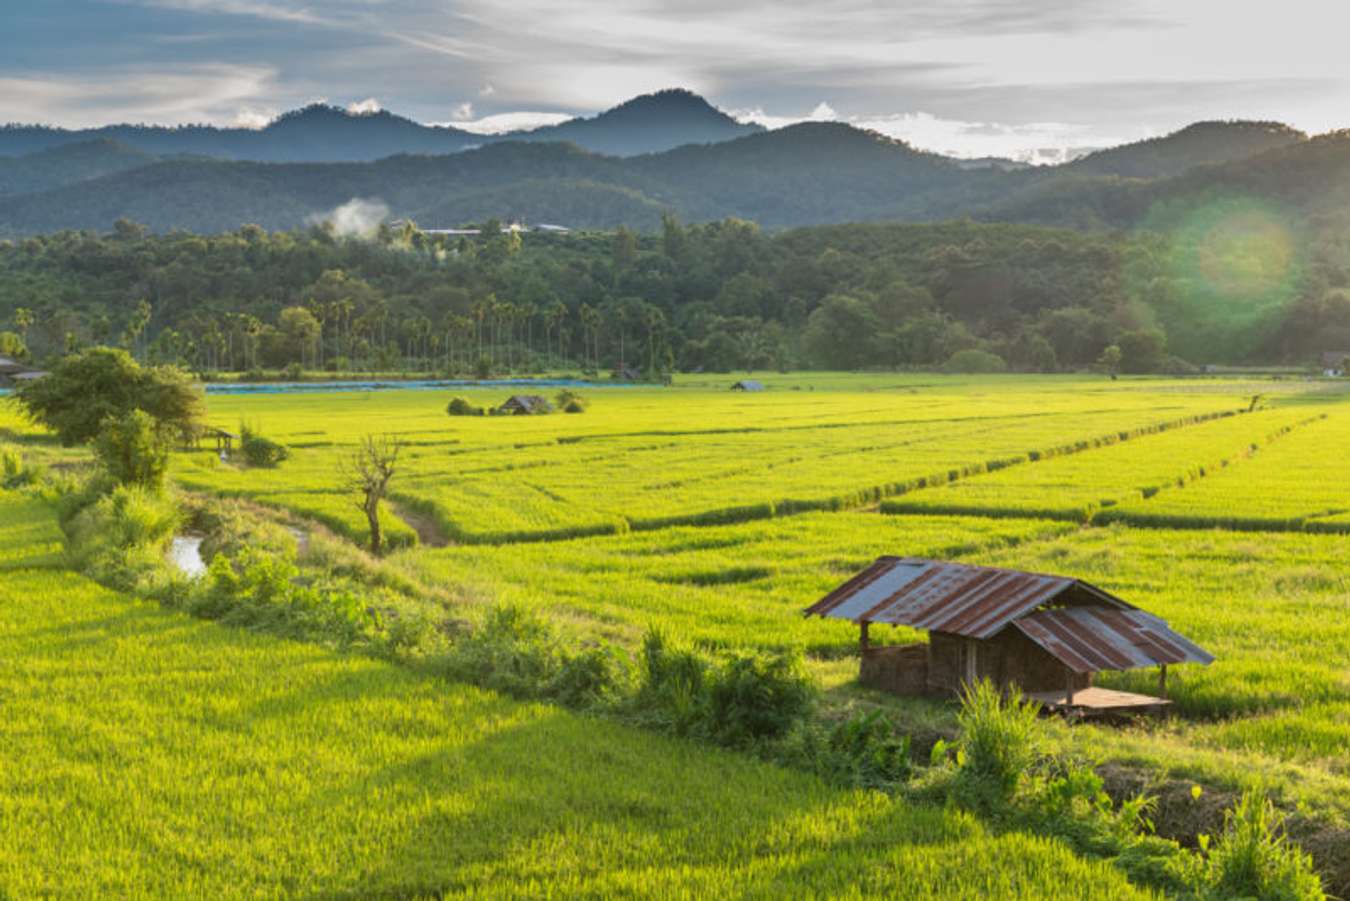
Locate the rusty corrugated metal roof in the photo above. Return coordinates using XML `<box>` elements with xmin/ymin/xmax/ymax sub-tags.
<box><xmin>1013</xmin><ymin>607</ymin><xmax>1214</xmax><ymax>673</ymax></box>
<box><xmin>804</xmin><ymin>557</ymin><xmax>1131</xmax><ymax>639</ymax></box>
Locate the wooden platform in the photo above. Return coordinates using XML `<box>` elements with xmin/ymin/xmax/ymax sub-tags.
<box><xmin>1027</xmin><ymin>687</ymin><xmax>1172</xmax><ymax>717</ymax></box>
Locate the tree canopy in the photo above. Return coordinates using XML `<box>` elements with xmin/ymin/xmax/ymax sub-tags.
<box><xmin>16</xmin><ymin>347</ymin><xmax>204</xmax><ymax>445</ymax></box>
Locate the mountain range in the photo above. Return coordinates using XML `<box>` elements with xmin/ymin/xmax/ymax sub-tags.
<box><xmin>0</xmin><ymin>88</ymin><xmax>1338</xmax><ymax>236</ymax></box>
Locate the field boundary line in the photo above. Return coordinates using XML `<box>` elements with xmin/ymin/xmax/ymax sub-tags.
<box><xmin>880</xmin><ymin>412</ymin><xmax>1325</xmax><ymax>525</ymax></box>
<box><xmin>415</xmin><ymin>406</ymin><xmax>1249</xmax><ymax>545</ymax></box>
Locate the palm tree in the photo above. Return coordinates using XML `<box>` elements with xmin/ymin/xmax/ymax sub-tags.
<box><xmin>13</xmin><ymin>307</ymin><xmax>33</xmax><ymax>340</ymax></box>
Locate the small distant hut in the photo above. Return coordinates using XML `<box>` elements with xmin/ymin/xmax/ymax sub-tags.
<box><xmin>731</xmin><ymin>379</ymin><xmax>765</xmax><ymax>392</ymax></box>
<box><xmin>2</xmin><ymin>368</ymin><xmax>47</xmax><ymax>388</ymax></box>
<box><xmin>0</xmin><ymin>356</ymin><xmax>25</xmax><ymax>376</ymax></box>
<box><xmin>805</xmin><ymin>557</ymin><xmax>1213</xmax><ymax>715</ymax></box>
<box><xmin>1321</xmin><ymin>351</ymin><xmax>1349</xmax><ymax>377</ymax></box>
<box><xmin>498</xmin><ymin>395</ymin><xmax>552</xmax><ymax>415</ymax></box>
<box><xmin>200</xmin><ymin>426</ymin><xmax>238</xmax><ymax>454</ymax></box>
<box><xmin>612</xmin><ymin>366</ymin><xmax>642</xmax><ymax>382</ymax></box>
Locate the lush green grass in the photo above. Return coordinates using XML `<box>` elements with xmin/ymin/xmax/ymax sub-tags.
<box><xmin>882</xmin><ymin>408</ymin><xmax>1314</xmax><ymax>522</ymax></box>
<box><xmin>404</xmin><ymin>511</ymin><xmax>1077</xmax><ymax>651</ymax></box>
<box><xmin>0</xmin><ymin>494</ymin><xmax>1152</xmax><ymax>898</ymax></box>
<box><xmin>174</xmin><ymin>376</ymin><xmax>1259</xmax><ymax>542</ymax></box>
<box><xmin>1101</xmin><ymin>412</ymin><xmax>1350</xmax><ymax>532</ymax></box>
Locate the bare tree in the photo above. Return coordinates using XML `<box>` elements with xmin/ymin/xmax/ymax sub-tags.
<box><xmin>344</xmin><ymin>434</ymin><xmax>401</xmax><ymax>554</ymax></box>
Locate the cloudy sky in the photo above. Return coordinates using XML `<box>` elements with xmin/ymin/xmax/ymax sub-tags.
<box><xmin>3</xmin><ymin>0</ymin><xmax>1346</xmax><ymax>159</ymax></box>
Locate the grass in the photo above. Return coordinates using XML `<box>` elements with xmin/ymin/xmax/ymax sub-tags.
<box><xmin>5</xmin><ymin>372</ymin><xmax>1349</xmax><ymax>893</ymax></box>
<box><xmin>0</xmin><ymin>493</ymin><xmax>1151</xmax><ymax>898</ymax></box>
<box><xmin>881</xmin><ymin>408</ymin><xmax>1314</xmax><ymax>522</ymax></box>
<box><xmin>170</xmin><ymin>376</ymin><xmax>1257</xmax><ymax>543</ymax></box>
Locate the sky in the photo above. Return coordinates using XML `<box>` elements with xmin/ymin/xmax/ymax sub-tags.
<box><xmin>2</xmin><ymin>0</ymin><xmax>1346</xmax><ymax>160</ymax></box>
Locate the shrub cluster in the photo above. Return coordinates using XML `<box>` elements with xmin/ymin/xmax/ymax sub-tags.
<box><xmin>239</xmin><ymin>421</ymin><xmax>290</xmax><ymax>467</ymax></box>
<box><xmin>0</xmin><ymin>444</ymin><xmax>42</xmax><ymax>488</ymax></box>
<box><xmin>555</xmin><ymin>389</ymin><xmax>588</xmax><ymax>413</ymax></box>
<box><xmin>446</xmin><ymin>397</ymin><xmax>486</xmax><ymax>417</ymax></box>
<box><xmin>917</xmin><ymin>679</ymin><xmax>1326</xmax><ymax>899</ymax></box>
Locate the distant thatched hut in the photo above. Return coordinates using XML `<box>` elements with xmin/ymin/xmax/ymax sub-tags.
<box><xmin>731</xmin><ymin>379</ymin><xmax>765</xmax><ymax>392</ymax></box>
<box><xmin>806</xmin><ymin>557</ymin><xmax>1214</xmax><ymax>716</ymax></box>
<box><xmin>498</xmin><ymin>395</ymin><xmax>552</xmax><ymax>415</ymax></box>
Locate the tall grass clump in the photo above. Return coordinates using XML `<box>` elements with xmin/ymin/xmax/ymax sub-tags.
<box><xmin>239</xmin><ymin>420</ymin><xmax>289</xmax><ymax>467</ymax></box>
<box><xmin>634</xmin><ymin>628</ymin><xmax>815</xmax><ymax>748</ymax></box>
<box><xmin>1201</xmin><ymin>788</ymin><xmax>1324</xmax><ymax>900</ymax></box>
<box><xmin>949</xmin><ymin>679</ymin><xmax>1041</xmax><ymax>813</ymax></box>
<box><xmin>437</xmin><ymin>605</ymin><xmax>629</xmax><ymax>708</ymax></box>
<box><xmin>64</xmin><ymin>483</ymin><xmax>181</xmax><ymax>589</ymax></box>
<box><xmin>0</xmin><ymin>443</ymin><xmax>42</xmax><ymax>488</ymax></box>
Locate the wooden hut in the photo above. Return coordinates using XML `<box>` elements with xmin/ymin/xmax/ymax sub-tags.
<box><xmin>805</xmin><ymin>557</ymin><xmax>1213</xmax><ymax>715</ymax></box>
<box><xmin>200</xmin><ymin>426</ymin><xmax>238</xmax><ymax>454</ymax></box>
<box><xmin>731</xmin><ymin>379</ymin><xmax>765</xmax><ymax>392</ymax></box>
<box><xmin>1321</xmin><ymin>351</ymin><xmax>1349</xmax><ymax>377</ymax></box>
<box><xmin>498</xmin><ymin>395</ymin><xmax>552</xmax><ymax>415</ymax></box>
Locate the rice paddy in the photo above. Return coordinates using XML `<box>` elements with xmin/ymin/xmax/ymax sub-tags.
<box><xmin>0</xmin><ymin>493</ymin><xmax>1150</xmax><ymax>898</ymax></box>
<box><xmin>3</xmin><ymin>371</ymin><xmax>1349</xmax><ymax>895</ymax></box>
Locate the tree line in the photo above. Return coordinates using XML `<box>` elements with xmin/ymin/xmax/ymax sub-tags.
<box><xmin>1</xmin><ymin>213</ymin><xmax>1346</xmax><ymax>376</ymax></box>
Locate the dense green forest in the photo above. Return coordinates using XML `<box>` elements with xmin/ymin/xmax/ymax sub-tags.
<box><xmin>2</xmin><ymin>212</ymin><xmax>1345</xmax><ymax>375</ymax></box>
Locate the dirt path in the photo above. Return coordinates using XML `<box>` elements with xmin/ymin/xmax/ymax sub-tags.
<box><xmin>393</xmin><ymin>503</ymin><xmax>451</xmax><ymax>548</ymax></box>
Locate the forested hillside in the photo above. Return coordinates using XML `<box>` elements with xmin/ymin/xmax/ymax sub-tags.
<box><xmin>0</xmin><ymin>89</ymin><xmax>760</xmax><ymax>162</ymax></box>
<box><xmin>2</xmin><ymin>215</ymin><xmax>1344</xmax><ymax>374</ymax></box>
<box><xmin>0</xmin><ymin>90</ymin><xmax>1327</xmax><ymax>236</ymax></box>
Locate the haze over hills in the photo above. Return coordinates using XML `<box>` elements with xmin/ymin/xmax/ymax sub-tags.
<box><xmin>0</xmin><ymin>89</ymin><xmax>1342</xmax><ymax>236</ymax></box>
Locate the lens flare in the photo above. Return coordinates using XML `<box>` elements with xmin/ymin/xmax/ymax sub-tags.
<box><xmin>1135</xmin><ymin>196</ymin><xmax>1301</xmax><ymax>361</ymax></box>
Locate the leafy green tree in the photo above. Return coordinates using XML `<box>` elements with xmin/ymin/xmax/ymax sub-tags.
<box><xmin>93</xmin><ymin>409</ymin><xmax>172</xmax><ymax>488</ymax></box>
<box><xmin>1118</xmin><ymin>328</ymin><xmax>1168</xmax><ymax>374</ymax></box>
<box><xmin>1097</xmin><ymin>344</ymin><xmax>1123</xmax><ymax>378</ymax></box>
<box><xmin>16</xmin><ymin>347</ymin><xmax>204</xmax><ymax>446</ymax></box>
<box><xmin>0</xmin><ymin>331</ymin><xmax>28</xmax><ymax>361</ymax></box>
<box><xmin>803</xmin><ymin>294</ymin><xmax>880</xmax><ymax>369</ymax></box>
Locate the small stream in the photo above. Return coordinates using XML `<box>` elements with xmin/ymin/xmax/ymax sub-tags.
<box><xmin>169</xmin><ymin>535</ymin><xmax>207</xmax><ymax>578</ymax></box>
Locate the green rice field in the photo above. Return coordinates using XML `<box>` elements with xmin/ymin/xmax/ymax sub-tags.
<box><xmin>3</xmin><ymin>371</ymin><xmax>1348</xmax><ymax>895</ymax></box>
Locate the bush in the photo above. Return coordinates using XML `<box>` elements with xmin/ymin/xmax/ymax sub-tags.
<box><xmin>787</xmin><ymin>709</ymin><xmax>912</xmax><ymax>789</ymax></box>
<box><xmin>238</xmin><ymin>420</ymin><xmax>289</xmax><ymax>467</ymax></box>
<box><xmin>189</xmin><ymin>549</ymin><xmax>378</xmax><ymax>647</ymax></box>
<box><xmin>634</xmin><ymin>629</ymin><xmax>815</xmax><ymax>747</ymax></box>
<box><xmin>446</xmin><ymin>397</ymin><xmax>484</xmax><ymax>416</ymax></box>
<box><xmin>64</xmin><ymin>483</ymin><xmax>181</xmax><ymax>589</ymax></box>
<box><xmin>950</xmin><ymin>679</ymin><xmax>1041</xmax><ymax>813</ymax></box>
<box><xmin>942</xmin><ymin>349</ymin><xmax>1008</xmax><ymax>374</ymax></box>
<box><xmin>1203</xmin><ymin>788</ymin><xmax>1324</xmax><ymax>900</ymax></box>
<box><xmin>242</xmin><ymin>435</ymin><xmax>289</xmax><ymax>467</ymax></box>
<box><xmin>93</xmin><ymin>409</ymin><xmax>172</xmax><ymax>488</ymax></box>
<box><xmin>282</xmin><ymin>362</ymin><xmax>304</xmax><ymax>381</ymax></box>
<box><xmin>439</xmin><ymin>605</ymin><xmax>563</xmax><ymax>698</ymax></box>
<box><xmin>0</xmin><ymin>444</ymin><xmax>41</xmax><ymax>488</ymax></box>
<box><xmin>555</xmin><ymin>389</ymin><xmax>588</xmax><ymax>412</ymax></box>
<box><xmin>705</xmin><ymin>650</ymin><xmax>815</xmax><ymax>748</ymax></box>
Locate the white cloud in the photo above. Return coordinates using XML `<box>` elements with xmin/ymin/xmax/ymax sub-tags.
<box><xmin>346</xmin><ymin>97</ymin><xmax>381</xmax><ymax>114</ymax></box>
<box><xmin>0</xmin><ymin>64</ymin><xmax>278</xmax><ymax>127</ymax></box>
<box><xmin>478</xmin><ymin>83</ymin><xmax>496</xmax><ymax>97</ymax></box>
<box><xmin>733</xmin><ymin>100</ymin><xmax>1131</xmax><ymax>160</ymax></box>
<box><xmin>125</xmin><ymin>0</ymin><xmax>324</xmax><ymax>25</ymax></box>
<box><xmin>434</xmin><ymin>111</ymin><xmax>574</xmax><ymax>134</ymax></box>
<box><xmin>451</xmin><ymin>102</ymin><xmax>474</xmax><ymax>121</ymax></box>
<box><xmin>231</xmin><ymin>107</ymin><xmax>276</xmax><ymax>128</ymax></box>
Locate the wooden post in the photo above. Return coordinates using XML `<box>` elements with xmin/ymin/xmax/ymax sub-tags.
<box><xmin>859</xmin><ymin>621</ymin><xmax>870</xmax><ymax>653</ymax></box>
<box><xmin>1158</xmin><ymin>663</ymin><xmax>1168</xmax><ymax>700</ymax></box>
<box><xmin>1064</xmin><ymin>667</ymin><xmax>1075</xmax><ymax>707</ymax></box>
